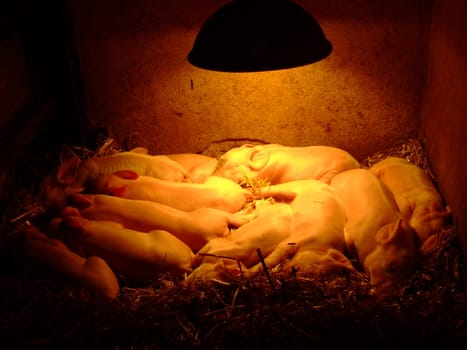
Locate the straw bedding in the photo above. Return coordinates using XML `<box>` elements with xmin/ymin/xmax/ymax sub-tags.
<box><xmin>0</xmin><ymin>135</ymin><xmax>465</xmax><ymax>349</ymax></box>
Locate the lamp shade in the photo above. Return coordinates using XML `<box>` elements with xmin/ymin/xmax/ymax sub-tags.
<box><xmin>188</xmin><ymin>0</ymin><xmax>332</xmax><ymax>72</ymax></box>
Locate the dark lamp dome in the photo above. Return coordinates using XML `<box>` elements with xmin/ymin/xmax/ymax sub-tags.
<box><xmin>188</xmin><ymin>0</ymin><xmax>332</xmax><ymax>72</ymax></box>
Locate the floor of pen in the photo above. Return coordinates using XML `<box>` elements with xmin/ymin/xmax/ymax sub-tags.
<box><xmin>0</xmin><ymin>136</ymin><xmax>465</xmax><ymax>349</ymax></box>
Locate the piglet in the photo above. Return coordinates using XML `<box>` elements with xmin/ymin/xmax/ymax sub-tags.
<box><xmin>330</xmin><ymin>169</ymin><xmax>419</xmax><ymax>294</ymax></box>
<box><xmin>66</xmin><ymin>193</ymin><xmax>249</xmax><ymax>252</ymax></box>
<box><xmin>191</xmin><ymin>200</ymin><xmax>293</xmax><ymax>272</ymax></box>
<box><xmin>19</xmin><ymin>223</ymin><xmax>120</xmax><ymax>302</ymax></box>
<box><xmin>250</xmin><ymin>180</ymin><xmax>354</xmax><ymax>276</ymax></box>
<box><xmin>57</xmin><ymin>149</ymin><xmax>192</xmax><ymax>189</ymax></box>
<box><xmin>41</xmin><ymin>148</ymin><xmax>192</xmax><ymax>209</ymax></box>
<box><xmin>92</xmin><ymin>170</ymin><xmax>249</xmax><ymax>213</ymax></box>
<box><xmin>190</xmin><ymin>180</ymin><xmax>354</xmax><ymax>282</ymax></box>
<box><xmin>60</xmin><ymin>212</ymin><xmax>194</xmax><ymax>283</ymax></box>
<box><xmin>369</xmin><ymin>157</ymin><xmax>451</xmax><ymax>245</ymax></box>
<box><xmin>213</xmin><ymin>143</ymin><xmax>360</xmax><ymax>184</ymax></box>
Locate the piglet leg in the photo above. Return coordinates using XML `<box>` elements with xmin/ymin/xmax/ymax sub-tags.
<box><xmin>63</xmin><ymin>215</ymin><xmax>194</xmax><ymax>283</ymax></box>
<box><xmin>249</xmin><ymin>240</ymin><xmax>299</xmax><ymax>273</ymax></box>
<box><xmin>20</xmin><ymin>224</ymin><xmax>120</xmax><ymax>302</ymax></box>
<box><xmin>68</xmin><ymin>193</ymin><xmax>249</xmax><ymax>252</ymax></box>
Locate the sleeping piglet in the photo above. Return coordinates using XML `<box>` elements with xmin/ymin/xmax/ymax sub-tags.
<box><xmin>249</xmin><ymin>179</ymin><xmax>354</xmax><ymax>277</ymax></box>
<box><xmin>190</xmin><ymin>180</ymin><xmax>354</xmax><ymax>282</ymax></box>
<box><xmin>20</xmin><ymin>223</ymin><xmax>120</xmax><ymax>301</ymax></box>
<box><xmin>66</xmin><ymin>193</ymin><xmax>249</xmax><ymax>252</ymax></box>
<box><xmin>92</xmin><ymin>170</ymin><xmax>249</xmax><ymax>213</ymax></box>
<box><xmin>369</xmin><ymin>157</ymin><xmax>452</xmax><ymax>246</ymax></box>
<box><xmin>57</xmin><ymin>149</ymin><xmax>192</xmax><ymax>189</ymax></box>
<box><xmin>186</xmin><ymin>200</ymin><xmax>293</xmax><ymax>283</ymax></box>
<box><xmin>330</xmin><ymin>169</ymin><xmax>419</xmax><ymax>294</ymax></box>
<box><xmin>190</xmin><ymin>200</ymin><xmax>293</xmax><ymax>278</ymax></box>
<box><xmin>41</xmin><ymin>148</ymin><xmax>192</xmax><ymax>209</ymax></box>
<box><xmin>213</xmin><ymin>143</ymin><xmax>360</xmax><ymax>185</ymax></box>
<box><xmin>59</xmin><ymin>211</ymin><xmax>194</xmax><ymax>283</ymax></box>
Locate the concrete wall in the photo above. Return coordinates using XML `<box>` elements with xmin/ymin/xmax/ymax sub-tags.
<box><xmin>0</xmin><ymin>34</ymin><xmax>32</xmax><ymax>131</ymax></box>
<box><xmin>0</xmin><ymin>33</ymin><xmax>32</xmax><ymax>200</ymax></box>
<box><xmin>68</xmin><ymin>0</ymin><xmax>430</xmax><ymax>161</ymax></box>
<box><xmin>421</xmin><ymin>0</ymin><xmax>467</xmax><ymax>264</ymax></box>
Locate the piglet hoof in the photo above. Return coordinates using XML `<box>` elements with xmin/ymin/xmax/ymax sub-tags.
<box><xmin>63</xmin><ymin>216</ymin><xmax>89</xmax><ymax>234</ymax></box>
<box><xmin>83</xmin><ymin>256</ymin><xmax>120</xmax><ymax>302</ymax></box>
<box><xmin>60</xmin><ymin>206</ymin><xmax>81</xmax><ymax>218</ymax></box>
<box><xmin>68</xmin><ymin>193</ymin><xmax>94</xmax><ymax>208</ymax></box>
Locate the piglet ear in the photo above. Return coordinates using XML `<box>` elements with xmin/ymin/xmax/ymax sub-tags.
<box><xmin>376</xmin><ymin>221</ymin><xmax>396</xmax><ymax>244</ymax></box>
<box><xmin>63</xmin><ymin>215</ymin><xmax>88</xmax><ymax>231</ymax></box>
<box><xmin>56</xmin><ymin>157</ymin><xmax>82</xmax><ymax>185</ymax></box>
<box><xmin>376</xmin><ymin>218</ymin><xmax>413</xmax><ymax>245</ymax></box>
<box><xmin>248</xmin><ymin>145</ymin><xmax>270</xmax><ymax>171</ymax></box>
<box><xmin>216</xmin><ymin>258</ymin><xmax>246</xmax><ymax>278</ymax></box>
<box><xmin>321</xmin><ymin>248</ymin><xmax>356</xmax><ymax>274</ymax></box>
<box><xmin>419</xmin><ymin>233</ymin><xmax>441</xmax><ymax>256</ymax></box>
<box><xmin>430</xmin><ymin>205</ymin><xmax>453</xmax><ymax>226</ymax></box>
